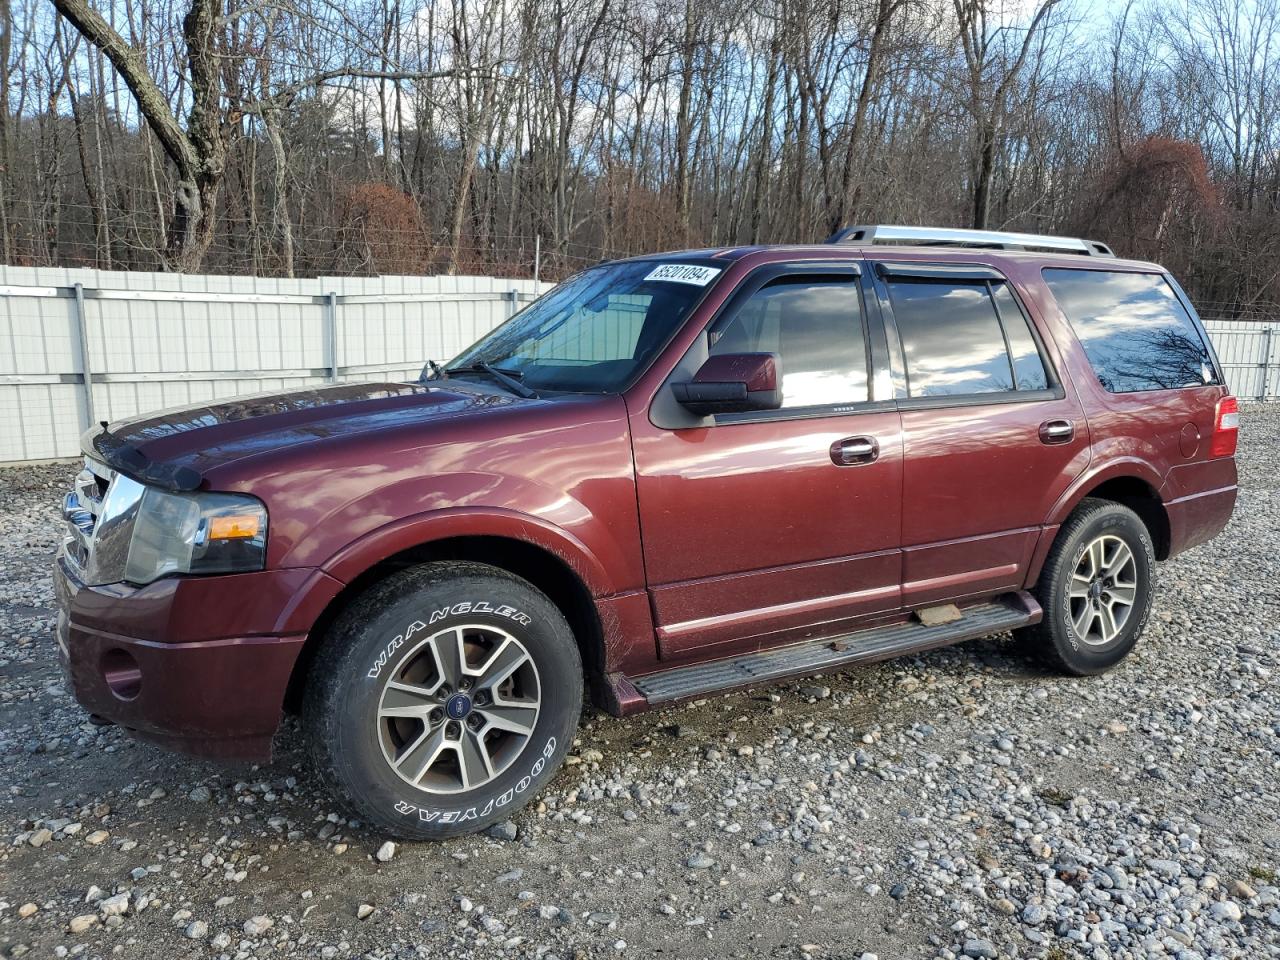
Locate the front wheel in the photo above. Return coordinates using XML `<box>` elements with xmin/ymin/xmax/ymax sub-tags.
<box><xmin>1016</xmin><ymin>498</ymin><xmax>1156</xmax><ymax>675</ymax></box>
<box><xmin>303</xmin><ymin>561</ymin><xmax>583</xmax><ymax>840</ymax></box>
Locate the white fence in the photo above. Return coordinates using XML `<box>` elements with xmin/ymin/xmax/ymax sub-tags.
<box><xmin>0</xmin><ymin>265</ymin><xmax>1276</xmax><ymax>464</ymax></box>
<box><xmin>0</xmin><ymin>266</ymin><xmax>540</xmax><ymax>463</ymax></box>
<box><xmin>1197</xmin><ymin>316</ymin><xmax>1278</xmax><ymax>403</ymax></box>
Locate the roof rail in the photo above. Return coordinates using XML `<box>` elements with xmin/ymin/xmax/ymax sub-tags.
<box><xmin>825</xmin><ymin>224</ymin><xmax>1115</xmax><ymax>258</ymax></box>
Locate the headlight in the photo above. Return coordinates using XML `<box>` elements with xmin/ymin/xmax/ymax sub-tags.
<box><xmin>123</xmin><ymin>488</ymin><xmax>268</xmax><ymax>585</ymax></box>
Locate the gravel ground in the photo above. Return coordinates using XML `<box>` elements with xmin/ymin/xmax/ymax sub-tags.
<box><xmin>1</xmin><ymin>407</ymin><xmax>1278</xmax><ymax>960</ymax></box>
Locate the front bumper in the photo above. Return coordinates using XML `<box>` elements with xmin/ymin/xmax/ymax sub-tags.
<box><xmin>53</xmin><ymin>555</ymin><xmax>332</xmax><ymax>761</ymax></box>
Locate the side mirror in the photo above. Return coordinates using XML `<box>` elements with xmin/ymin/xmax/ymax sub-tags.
<box><xmin>671</xmin><ymin>352</ymin><xmax>782</xmax><ymax>416</ymax></box>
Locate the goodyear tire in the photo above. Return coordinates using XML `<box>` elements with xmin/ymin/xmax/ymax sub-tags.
<box><xmin>1016</xmin><ymin>497</ymin><xmax>1155</xmax><ymax>676</ymax></box>
<box><xmin>304</xmin><ymin>561</ymin><xmax>582</xmax><ymax>840</ymax></box>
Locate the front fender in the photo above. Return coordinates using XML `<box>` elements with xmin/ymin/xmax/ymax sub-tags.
<box><xmin>319</xmin><ymin>506</ymin><xmax>619</xmax><ymax>597</ymax></box>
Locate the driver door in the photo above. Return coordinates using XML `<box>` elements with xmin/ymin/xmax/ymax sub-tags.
<box><xmin>629</xmin><ymin>263</ymin><xmax>904</xmax><ymax>662</ymax></box>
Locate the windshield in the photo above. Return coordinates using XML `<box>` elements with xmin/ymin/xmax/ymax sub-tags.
<box><xmin>445</xmin><ymin>260</ymin><xmax>720</xmax><ymax>393</ymax></box>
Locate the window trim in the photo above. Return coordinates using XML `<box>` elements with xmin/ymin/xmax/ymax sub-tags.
<box><xmin>666</xmin><ymin>261</ymin><xmax>890</xmax><ymax>427</ymax></box>
<box><xmin>1041</xmin><ymin>265</ymin><xmax>1225</xmax><ymax>394</ymax></box>
<box><xmin>875</xmin><ymin>261</ymin><xmax>1004</xmax><ymax>282</ymax></box>
<box><xmin>873</xmin><ymin>262</ymin><xmax>1065</xmax><ymax>408</ymax></box>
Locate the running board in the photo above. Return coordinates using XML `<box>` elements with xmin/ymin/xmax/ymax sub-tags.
<box><xmin>631</xmin><ymin>593</ymin><xmax>1040</xmax><ymax>705</ymax></box>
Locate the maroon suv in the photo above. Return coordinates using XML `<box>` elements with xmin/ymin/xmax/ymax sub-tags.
<box><xmin>53</xmin><ymin>226</ymin><xmax>1238</xmax><ymax>839</ymax></box>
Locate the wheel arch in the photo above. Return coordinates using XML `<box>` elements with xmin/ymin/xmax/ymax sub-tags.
<box><xmin>1028</xmin><ymin>466</ymin><xmax>1171</xmax><ymax>587</ymax></box>
<box><xmin>1076</xmin><ymin>476</ymin><xmax>1170</xmax><ymax>560</ymax></box>
<box><xmin>283</xmin><ymin>533</ymin><xmax>607</xmax><ymax>715</ymax></box>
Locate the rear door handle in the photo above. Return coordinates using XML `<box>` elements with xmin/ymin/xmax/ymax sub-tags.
<box><xmin>831</xmin><ymin>436</ymin><xmax>879</xmax><ymax>465</ymax></box>
<box><xmin>1039</xmin><ymin>419</ymin><xmax>1075</xmax><ymax>444</ymax></box>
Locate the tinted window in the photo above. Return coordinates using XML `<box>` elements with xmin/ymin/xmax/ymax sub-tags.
<box><xmin>992</xmin><ymin>284</ymin><xmax>1049</xmax><ymax>391</ymax></box>
<box><xmin>1043</xmin><ymin>269</ymin><xmax>1219</xmax><ymax>393</ymax></box>
<box><xmin>709</xmin><ymin>277</ymin><xmax>868</xmax><ymax>409</ymax></box>
<box><xmin>887</xmin><ymin>279</ymin><xmax>1046</xmax><ymax>397</ymax></box>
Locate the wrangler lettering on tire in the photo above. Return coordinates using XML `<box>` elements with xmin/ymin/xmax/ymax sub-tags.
<box><xmin>303</xmin><ymin>561</ymin><xmax>582</xmax><ymax>840</ymax></box>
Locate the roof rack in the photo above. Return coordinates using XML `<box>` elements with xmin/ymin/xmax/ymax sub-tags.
<box><xmin>825</xmin><ymin>225</ymin><xmax>1115</xmax><ymax>258</ymax></box>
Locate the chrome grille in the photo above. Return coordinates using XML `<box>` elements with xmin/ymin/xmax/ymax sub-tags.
<box><xmin>61</xmin><ymin>458</ymin><xmax>143</xmax><ymax>584</ymax></box>
<box><xmin>62</xmin><ymin>461</ymin><xmax>111</xmax><ymax>569</ymax></box>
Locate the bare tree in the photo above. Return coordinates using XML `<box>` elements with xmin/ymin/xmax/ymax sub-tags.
<box><xmin>0</xmin><ymin>0</ymin><xmax>1268</xmax><ymax>305</ymax></box>
<box><xmin>954</xmin><ymin>0</ymin><xmax>1065</xmax><ymax>228</ymax></box>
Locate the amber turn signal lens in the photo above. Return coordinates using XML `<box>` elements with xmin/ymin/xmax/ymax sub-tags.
<box><xmin>207</xmin><ymin>515</ymin><xmax>262</xmax><ymax>540</ymax></box>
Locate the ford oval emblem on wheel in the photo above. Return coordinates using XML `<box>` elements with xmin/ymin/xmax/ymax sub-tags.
<box><xmin>444</xmin><ymin>692</ymin><xmax>473</xmax><ymax>720</ymax></box>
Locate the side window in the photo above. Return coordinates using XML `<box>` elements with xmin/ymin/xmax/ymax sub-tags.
<box><xmin>886</xmin><ymin>277</ymin><xmax>1049</xmax><ymax>398</ymax></box>
<box><xmin>709</xmin><ymin>276</ymin><xmax>868</xmax><ymax>409</ymax></box>
<box><xmin>992</xmin><ymin>284</ymin><xmax>1049</xmax><ymax>391</ymax></box>
<box><xmin>1043</xmin><ymin>269</ymin><xmax>1219</xmax><ymax>393</ymax></box>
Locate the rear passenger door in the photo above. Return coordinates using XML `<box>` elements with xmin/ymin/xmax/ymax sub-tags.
<box><xmin>871</xmin><ymin>261</ymin><xmax>1090</xmax><ymax>607</ymax></box>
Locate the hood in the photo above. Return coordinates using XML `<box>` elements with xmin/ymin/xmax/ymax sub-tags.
<box><xmin>85</xmin><ymin>381</ymin><xmax>523</xmax><ymax>488</ymax></box>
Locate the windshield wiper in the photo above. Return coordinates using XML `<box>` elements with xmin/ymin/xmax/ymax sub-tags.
<box><xmin>445</xmin><ymin>362</ymin><xmax>537</xmax><ymax>399</ymax></box>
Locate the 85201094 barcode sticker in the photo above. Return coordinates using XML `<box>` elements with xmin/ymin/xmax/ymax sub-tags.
<box><xmin>643</xmin><ymin>264</ymin><xmax>722</xmax><ymax>286</ymax></box>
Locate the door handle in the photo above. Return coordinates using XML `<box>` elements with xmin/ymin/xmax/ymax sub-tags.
<box><xmin>831</xmin><ymin>436</ymin><xmax>879</xmax><ymax>466</ymax></box>
<box><xmin>1039</xmin><ymin>419</ymin><xmax>1074</xmax><ymax>444</ymax></box>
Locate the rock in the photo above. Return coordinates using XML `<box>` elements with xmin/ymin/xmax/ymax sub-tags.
<box><xmin>486</xmin><ymin>821</ymin><xmax>518</xmax><ymax>841</ymax></box>
<box><xmin>18</xmin><ymin>903</ymin><xmax>38</xmax><ymax>918</ymax></box>
<box><xmin>189</xmin><ymin>785</ymin><xmax>212</xmax><ymax>802</ymax></box>
<box><xmin>1210</xmin><ymin>900</ymin><xmax>1243</xmax><ymax>922</ymax></box>
<box><xmin>888</xmin><ymin>883</ymin><xmax>907</xmax><ymax>900</ymax></box>
<box><xmin>497</xmin><ymin>868</ymin><xmax>524</xmax><ymax>883</ymax></box>
<box><xmin>84</xmin><ymin>830</ymin><xmax>109</xmax><ymax>845</ymax></box>
<box><xmin>375</xmin><ymin>840</ymin><xmax>397</xmax><ymax>862</ymax></box>
<box><xmin>357</xmin><ymin>904</ymin><xmax>375</xmax><ymax>920</ymax></box>
<box><xmin>1228</xmin><ymin>878</ymin><xmax>1258</xmax><ymax>899</ymax></box>
<box><xmin>68</xmin><ymin>915</ymin><xmax>98</xmax><ymax>934</ymax></box>
<box><xmin>27</xmin><ymin>829</ymin><xmax>52</xmax><ymax>848</ymax></box>
<box><xmin>99</xmin><ymin>893</ymin><xmax>129</xmax><ymax>916</ymax></box>
<box><xmin>242</xmin><ymin>915</ymin><xmax>274</xmax><ymax>937</ymax></box>
<box><xmin>686</xmin><ymin>852</ymin><xmax>715</xmax><ymax>869</ymax></box>
<box><xmin>799</xmin><ymin>685</ymin><xmax>831</xmax><ymax>699</ymax></box>
<box><xmin>1021</xmin><ymin>903</ymin><xmax>1049</xmax><ymax>925</ymax></box>
<box><xmin>1146</xmin><ymin>858</ymin><xmax>1182</xmax><ymax>879</ymax></box>
<box><xmin>184</xmin><ymin>920</ymin><xmax>208</xmax><ymax>939</ymax></box>
<box><xmin>993</xmin><ymin>897</ymin><xmax>1017</xmax><ymax>915</ymax></box>
<box><xmin>962</xmin><ymin>939</ymin><xmax>998</xmax><ymax>959</ymax></box>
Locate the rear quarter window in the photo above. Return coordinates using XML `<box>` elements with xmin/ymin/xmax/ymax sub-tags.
<box><xmin>1042</xmin><ymin>268</ymin><xmax>1219</xmax><ymax>393</ymax></box>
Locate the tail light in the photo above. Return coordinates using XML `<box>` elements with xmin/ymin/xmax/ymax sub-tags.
<box><xmin>1209</xmin><ymin>396</ymin><xmax>1239</xmax><ymax>458</ymax></box>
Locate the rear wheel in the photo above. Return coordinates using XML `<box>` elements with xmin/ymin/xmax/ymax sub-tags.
<box><xmin>1017</xmin><ymin>498</ymin><xmax>1155</xmax><ymax>675</ymax></box>
<box><xmin>304</xmin><ymin>561</ymin><xmax>582</xmax><ymax>840</ymax></box>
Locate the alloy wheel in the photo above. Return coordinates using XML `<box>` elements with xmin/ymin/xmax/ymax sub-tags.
<box><xmin>375</xmin><ymin>624</ymin><xmax>541</xmax><ymax>794</ymax></box>
<box><xmin>1068</xmin><ymin>534</ymin><xmax>1138</xmax><ymax>647</ymax></box>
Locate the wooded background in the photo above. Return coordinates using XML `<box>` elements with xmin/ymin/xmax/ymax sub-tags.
<box><xmin>3</xmin><ymin>0</ymin><xmax>1278</xmax><ymax>307</ymax></box>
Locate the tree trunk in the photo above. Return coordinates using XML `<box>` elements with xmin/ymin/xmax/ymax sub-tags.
<box><xmin>673</xmin><ymin>0</ymin><xmax>697</xmax><ymax>237</ymax></box>
<box><xmin>260</xmin><ymin>109</ymin><xmax>295</xmax><ymax>278</ymax></box>
<box><xmin>972</xmin><ymin>122</ymin><xmax>995</xmax><ymax>229</ymax></box>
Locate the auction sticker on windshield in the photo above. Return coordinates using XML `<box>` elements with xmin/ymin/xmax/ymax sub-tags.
<box><xmin>644</xmin><ymin>264</ymin><xmax>721</xmax><ymax>286</ymax></box>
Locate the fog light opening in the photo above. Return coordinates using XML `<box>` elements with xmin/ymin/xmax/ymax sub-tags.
<box><xmin>101</xmin><ymin>649</ymin><xmax>142</xmax><ymax>701</ymax></box>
